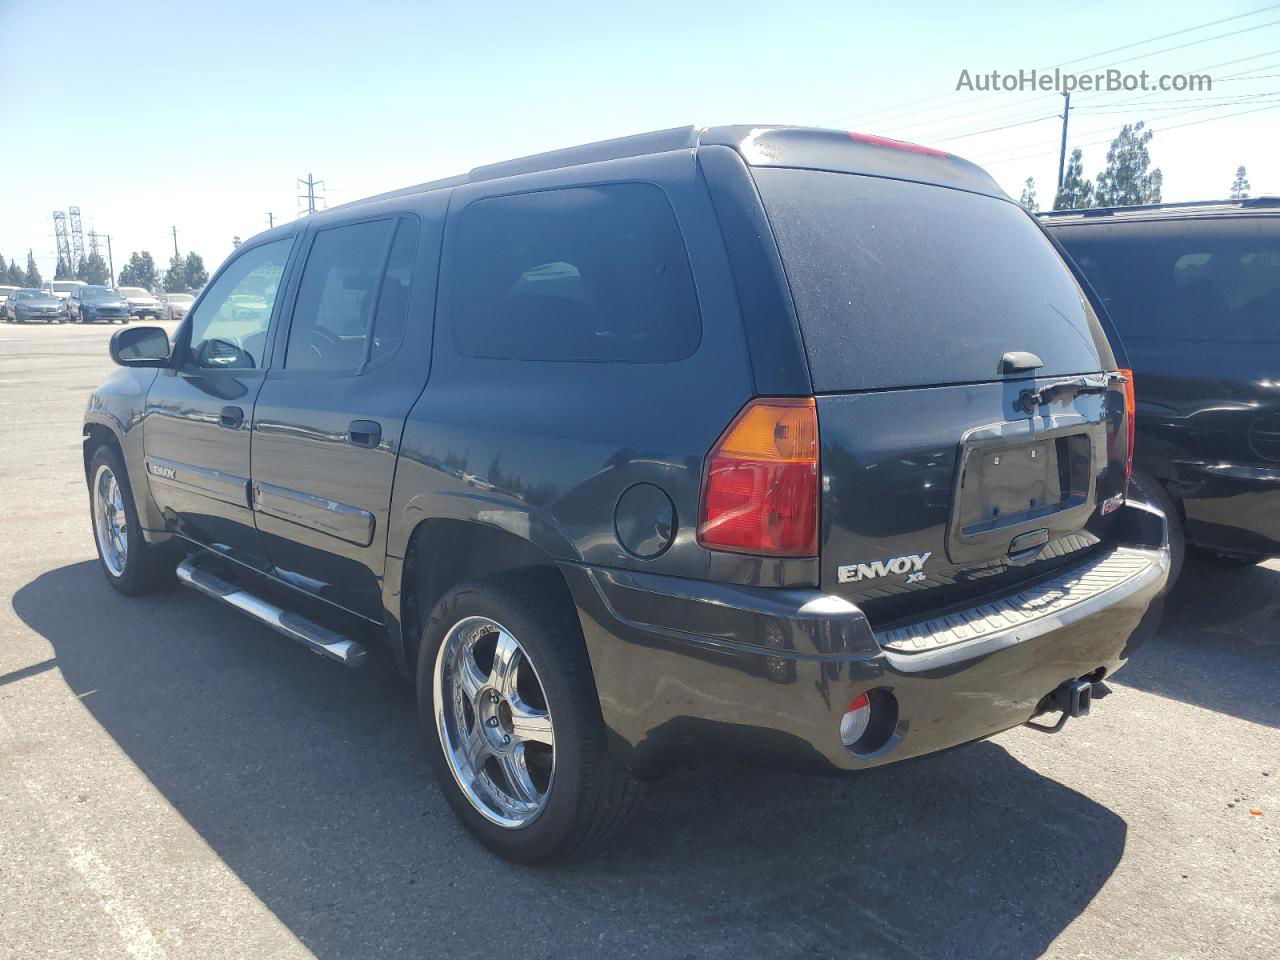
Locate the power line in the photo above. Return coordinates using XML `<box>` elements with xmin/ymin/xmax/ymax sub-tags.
<box><xmin>977</xmin><ymin>100</ymin><xmax>1280</xmax><ymax>167</ymax></box>
<box><xmin>918</xmin><ymin>47</ymin><xmax>1280</xmax><ymax>144</ymax></box>
<box><xmin>1055</xmin><ymin>3</ymin><xmax>1280</xmax><ymax>68</ymax></box>
<box><xmin>971</xmin><ymin>85</ymin><xmax>1280</xmax><ymax>161</ymax></box>
<box><xmin>833</xmin><ymin>13</ymin><xmax>1280</xmax><ymax>134</ymax></box>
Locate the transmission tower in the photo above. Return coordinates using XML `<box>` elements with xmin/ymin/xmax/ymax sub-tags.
<box><xmin>52</xmin><ymin>212</ymin><xmax>72</xmax><ymax>271</ymax></box>
<box><xmin>88</xmin><ymin>229</ymin><xmax>101</xmax><ymax>258</ymax></box>
<box><xmin>69</xmin><ymin>206</ymin><xmax>85</xmax><ymax>271</ymax></box>
<box><xmin>297</xmin><ymin>173</ymin><xmax>325</xmax><ymax>216</ymax></box>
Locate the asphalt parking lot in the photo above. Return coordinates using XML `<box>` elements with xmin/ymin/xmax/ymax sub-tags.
<box><xmin>0</xmin><ymin>320</ymin><xmax>1276</xmax><ymax>960</ymax></box>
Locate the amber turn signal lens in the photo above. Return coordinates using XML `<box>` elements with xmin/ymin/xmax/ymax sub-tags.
<box><xmin>697</xmin><ymin>398</ymin><xmax>820</xmax><ymax>557</ymax></box>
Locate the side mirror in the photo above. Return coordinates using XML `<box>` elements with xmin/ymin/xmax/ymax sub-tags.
<box><xmin>110</xmin><ymin>326</ymin><xmax>171</xmax><ymax>367</ymax></box>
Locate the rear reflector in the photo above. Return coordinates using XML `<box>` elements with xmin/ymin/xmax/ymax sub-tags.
<box><xmin>839</xmin><ymin>693</ymin><xmax>872</xmax><ymax>746</ymax></box>
<box><xmin>697</xmin><ymin>397</ymin><xmax>819</xmax><ymax>557</ymax></box>
<box><xmin>848</xmin><ymin>131</ymin><xmax>950</xmax><ymax>158</ymax></box>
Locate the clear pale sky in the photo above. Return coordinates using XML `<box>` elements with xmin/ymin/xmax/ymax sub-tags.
<box><xmin>2</xmin><ymin>0</ymin><xmax>1278</xmax><ymax>280</ymax></box>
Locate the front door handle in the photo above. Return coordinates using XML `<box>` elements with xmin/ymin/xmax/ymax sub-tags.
<box><xmin>219</xmin><ymin>405</ymin><xmax>244</xmax><ymax>429</ymax></box>
<box><xmin>347</xmin><ymin>419</ymin><xmax>382</xmax><ymax>448</ymax></box>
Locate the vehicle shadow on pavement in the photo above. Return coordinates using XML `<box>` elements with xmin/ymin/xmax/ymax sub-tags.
<box><xmin>1112</xmin><ymin>557</ymin><xmax>1280</xmax><ymax>728</ymax></box>
<box><xmin>15</xmin><ymin>561</ymin><xmax>1127</xmax><ymax>960</ymax></box>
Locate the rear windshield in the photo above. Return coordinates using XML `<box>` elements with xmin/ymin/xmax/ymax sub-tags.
<box><xmin>754</xmin><ymin>169</ymin><xmax>1113</xmax><ymax>391</ymax></box>
<box><xmin>1054</xmin><ymin>218</ymin><xmax>1280</xmax><ymax>342</ymax></box>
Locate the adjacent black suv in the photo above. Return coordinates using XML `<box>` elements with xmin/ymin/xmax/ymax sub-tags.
<box><xmin>84</xmin><ymin>125</ymin><xmax>1169</xmax><ymax>862</ymax></box>
<box><xmin>1044</xmin><ymin>199</ymin><xmax>1280</xmax><ymax>580</ymax></box>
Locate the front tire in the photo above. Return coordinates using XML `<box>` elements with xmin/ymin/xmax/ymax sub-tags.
<box><xmin>417</xmin><ymin>571</ymin><xmax>639</xmax><ymax>863</ymax></box>
<box><xmin>88</xmin><ymin>445</ymin><xmax>173</xmax><ymax>595</ymax></box>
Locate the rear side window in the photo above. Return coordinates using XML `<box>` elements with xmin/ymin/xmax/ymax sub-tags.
<box><xmin>1059</xmin><ymin>222</ymin><xmax>1280</xmax><ymax>341</ymax></box>
<box><xmin>451</xmin><ymin>183</ymin><xmax>701</xmax><ymax>362</ymax></box>
<box><xmin>754</xmin><ymin>168</ymin><xmax>1113</xmax><ymax>391</ymax></box>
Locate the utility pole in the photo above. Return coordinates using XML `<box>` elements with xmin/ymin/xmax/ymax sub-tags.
<box><xmin>105</xmin><ymin>235</ymin><xmax>115</xmax><ymax>288</ymax></box>
<box><xmin>171</xmin><ymin>226</ymin><xmax>180</xmax><ymax>260</ymax></box>
<box><xmin>297</xmin><ymin>173</ymin><xmax>325</xmax><ymax>216</ymax></box>
<box><xmin>1056</xmin><ymin>92</ymin><xmax>1071</xmax><ymax>190</ymax></box>
<box><xmin>266</xmin><ymin>212</ymin><xmax>275</xmax><ymax>229</ymax></box>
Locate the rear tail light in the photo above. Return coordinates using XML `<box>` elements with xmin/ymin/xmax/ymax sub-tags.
<box><xmin>1119</xmin><ymin>368</ymin><xmax>1136</xmax><ymax>491</ymax></box>
<box><xmin>1105</xmin><ymin>368</ymin><xmax>1136</xmax><ymax>500</ymax></box>
<box><xmin>697</xmin><ymin>397</ymin><xmax>819</xmax><ymax>557</ymax></box>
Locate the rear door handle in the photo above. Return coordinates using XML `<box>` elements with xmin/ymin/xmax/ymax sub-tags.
<box><xmin>219</xmin><ymin>405</ymin><xmax>244</xmax><ymax>429</ymax></box>
<box><xmin>347</xmin><ymin>420</ymin><xmax>382</xmax><ymax>448</ymax></box>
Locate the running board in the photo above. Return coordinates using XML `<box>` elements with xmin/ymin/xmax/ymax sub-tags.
<box><xmin>175</xmin><ymin>557</ymin><xmax>367</xmax><ymax>667</ymax></box>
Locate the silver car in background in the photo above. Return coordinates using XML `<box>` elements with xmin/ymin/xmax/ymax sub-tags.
<box><xmin>118</xmin><ymin>286</ymin><xmax>165</xmax><ymax>321</ymax></box>
<box><xmin>159</xmin><ymin>291</ymin><xmax>194</xmax><ymax>321</ymax></box>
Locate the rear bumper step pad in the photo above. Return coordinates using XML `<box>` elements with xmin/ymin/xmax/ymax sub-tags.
<box><xmin>879</xmin><ymin>548</ymin><xmax>1158</xmax><ymax>654</ymax></box>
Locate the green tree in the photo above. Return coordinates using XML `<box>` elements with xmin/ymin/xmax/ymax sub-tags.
<box><xmin>0</xmin><ymin>255</ymin><xmax>7</xmax><ymax>279</ymax></box>
<box><xmin>76</xmin><ymin>252</ymin><xmax>110</xmax><ymax>285</ymax></box>
<box><xmin>1231</xmin><ymin>165</ymin><xmax>1250</xmax><ymax>199</ymax></box>
<box><xmin>24</xmin><ymin>250</ymin><xmax>42</xmax><ymax>288</ymax></box>
<box><xmin>118</xmin><ymin>251</ymin><xmax>159</xmax><ymax>290</ymax></box>
<box><xmin>1094</xmin><ymin>122</ymin><xmax>1162</xmax><ymax>207</ymax></box>
<box><xmin>163</xmin><ymin>254</ymin><xmax>186</xmax><ymax>292</ymax></box>
<box><xmin>1053</xmin><ymin>148</ymin><xmax>1094</xmax><ymax>210</ymax></box>
<box><xmin>5</xmin><ymin>259</ymin><xmax>24</xmax><ymax>285</ymax></box>
<box><xmin>1018</xmin><ymin>176</ymin><xmax>1039</xmax><ymax>212</ymax></box>
<box><xmin>54</xmin><ymin>257</ymin><xmax>72</xmax><ymax>280</ymax></box>
<box><xmin>183</xmin><ymin>252</ymin><xmax>208</xmax><ymax>290</ymax></box>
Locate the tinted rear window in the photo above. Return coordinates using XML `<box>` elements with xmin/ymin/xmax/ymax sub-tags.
<box><xmin>1055</xmin><ymin>219</ymin><xmax>1280</xmax><ymax>342</ymax></box>
<box><xmin>451</xmin><ymin>183</ymin><xmax>701</xmax><ymax>362</ymax></box>
<box><xmin>754</xmin><ymin>169</ymin><xmax>1113</xmax><ymax>390</ymax></box>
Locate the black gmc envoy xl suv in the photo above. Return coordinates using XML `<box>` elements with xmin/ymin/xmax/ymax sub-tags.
<box><xmin>83</xmin><ymin>125</ymin><xmax>1169</xmax><ymax>863</ymax></box>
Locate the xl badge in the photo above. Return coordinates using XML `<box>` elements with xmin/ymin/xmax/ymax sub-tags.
<box><xmin>838</xmin><ymin>552</ymin><xmax>931</xmax><ymax>584</ymax></box>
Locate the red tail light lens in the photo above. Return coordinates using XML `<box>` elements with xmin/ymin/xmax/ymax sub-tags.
<box><xmin>697</xmin><ymin>397</ymin><xmax>819</xmax><ymax>557</ymax></box>
<box><xmin>1120</xmin><ymin>368</ymin><xmax>1136</xmax><ymax>490</ymax></box>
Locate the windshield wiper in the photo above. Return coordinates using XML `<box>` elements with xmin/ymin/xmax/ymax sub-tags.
<box><xmin>1016</xmin><ymin>375</ymin><xmax>1112</xmax><ymax>413</ymax></box>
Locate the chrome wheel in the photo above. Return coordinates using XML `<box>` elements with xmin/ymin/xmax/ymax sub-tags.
<box><xmin>434</xmin><ymin>616</ymin><xmax>555</xmax><ymax>828</ymax></box>
<box><xmin>92</xmin><ymin>463</ymin><xmax>128</xmax><ymax>577</ymax></box>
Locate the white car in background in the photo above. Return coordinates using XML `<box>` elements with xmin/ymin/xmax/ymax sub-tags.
<box><xmin>0</xmin><ymin>285</ymin><xmax>18</xmax><ymax>304</ymax></box>
<box><xmin>43</xmin><ymin>280</ymin><xmax>86</xmax><ymax>300</ymax></box>
<box><xmin>159</xmin><ymin>292</ymin><xmax>194</xmax><ymax>322</ymax></box>
<box><xmin>117</xmin><ymin>286</ymin><xmax>165</xmax><ymax>321</ymax></box>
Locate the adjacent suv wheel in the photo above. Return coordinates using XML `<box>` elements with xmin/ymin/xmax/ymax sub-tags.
<box><xmin>417</xmin><ymin>571</ymin><xmax>639</xmax><ymax>863</ymax></box>
<box><xmin>88</xmin><ymin>445</ymin><xmax>173</xmax><ymax>595</ymax></box>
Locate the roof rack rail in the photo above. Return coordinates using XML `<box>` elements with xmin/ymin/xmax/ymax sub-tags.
<box><xmin>1042</xmin><ymin>196</ymin><xmax>1280</xmax><ymax>217</ymax></box>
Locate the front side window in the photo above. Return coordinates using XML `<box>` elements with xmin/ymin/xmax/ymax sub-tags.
<box><xmin>284</xmin><ymin>218</ymin><xmax>398</xmax><ymax>372</ymax></box>
<box><xmin>451</xmin><ymin>183</ymin><xmax>701</xmax><ymax>362</ymax></box>
<box><xmin>186</xmin><ymin>238</ymin><xmax>293</xmax><ymax>369</ymax></box>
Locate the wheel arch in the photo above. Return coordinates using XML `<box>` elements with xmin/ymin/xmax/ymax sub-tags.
<box><xmin>398</xmin><ymin>517</ymin><xmax>580</xmax><ymax>679</ymax></box>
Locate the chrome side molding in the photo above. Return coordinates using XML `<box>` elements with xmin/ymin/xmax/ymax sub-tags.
<box><xmin>175</xmin><ymin>557</ymin><xmax>367</xmax><ymax>668</ymax></box>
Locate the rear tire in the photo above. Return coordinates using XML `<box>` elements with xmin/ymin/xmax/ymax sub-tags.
<box><xmin>88</xmin><ymin>445</ymin><xmax>174</xmax><ymax>596</ymax></box>
<box><xmin>417</xmin><ymin>570</ymin><xmax>639</xmax><ymax>863</ymax></box>
<box><xmin>1130</xmin><ymin>471</ymin><xmax>1184</xmax><ymax>589</ymax></box>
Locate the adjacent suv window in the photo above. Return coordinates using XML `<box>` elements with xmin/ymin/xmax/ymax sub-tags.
<box><xmin>285</xmin><ymin>217</ymin><xmax>419</xmax><ymax>371</ymax></box>
<box><xmin>187</xmin><ymin>238</ymin><xmax>293</xmax><ymax>369</ymax></box>
<box><xmin>451</xmin><ymin>183</ymin><xmax>701</xmax><ymax>362</ymax></box>
<box><xmin>1062</xmin><ymin>224</ymin><xmax>1280</xmax><ymax>341</ymax></box>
